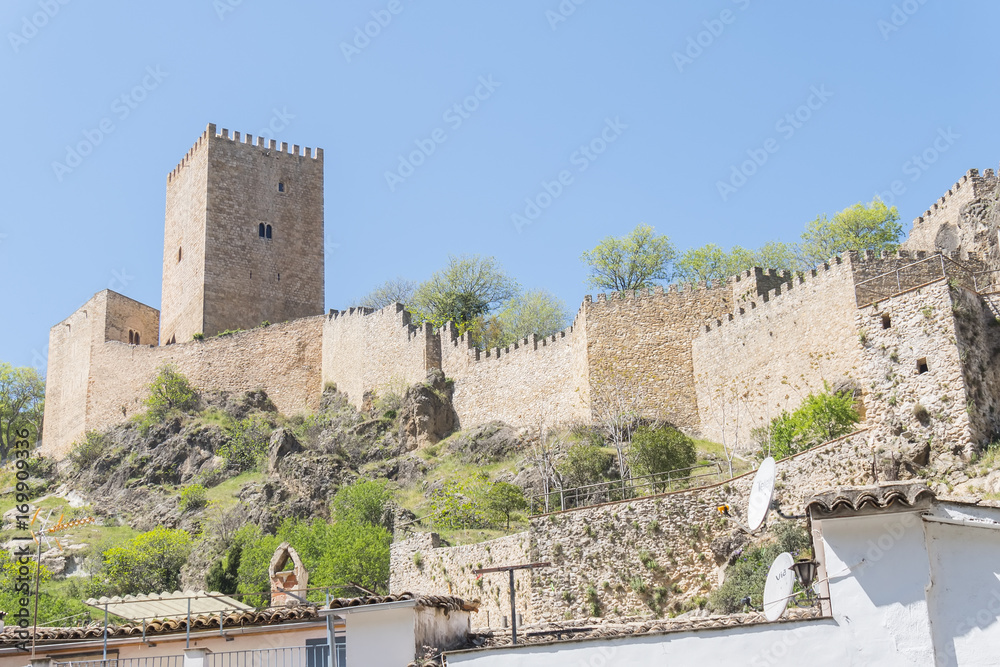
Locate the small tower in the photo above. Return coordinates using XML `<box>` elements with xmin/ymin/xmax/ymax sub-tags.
<box><xmin>160</xmin><ymin>123</ymin><xmax>325</xmax><ymax>343</ymax></box>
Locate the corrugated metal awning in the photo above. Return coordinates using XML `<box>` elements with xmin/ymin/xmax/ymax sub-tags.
<box><xmin>84</xmin><ymin>590</ymin><xmax>254</xmax><ymax>621</ymax></box>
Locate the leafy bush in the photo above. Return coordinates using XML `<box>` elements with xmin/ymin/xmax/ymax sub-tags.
<box><xmin>753</xmin><ymin>384</ymin><xmax>860</xmax><ymax>458</ymax></box>
<box><xmin>144</xmin><ymin>364</ymin><xmax>198</xmax><ymax>420</ymax></box>
<box><xmin>429</xmin><ymin>474</ymin><xmax>493</xmax><ymax>530</ymax></box>
<box><xmin>559</xmin><ymin>441</ymin><xmax>616</xmax><ymax>488</ymax></box>
<box><xmin>331</xmin><ymin>479</ymin><xmax>394</xmax><ymax>531</ymax></box>
<box><xmin>485</xmin><ymin>481</ymin><xmax>528</xmax><ymax>530</ymax></box>
<box><xmin>69</xmin><ymin>431</ymin><xmax>107</xmax><ymax>471</ymax></box>
<box><xmin>97</xmin><ymin>526</ymin><xmax>193</xmax><ymax>596</ymax></box>
<box><xmin>0</xmin><ymin>553</ymin><xmax>92</xmax><ymax>624</ymax></box>
<box><xmin>219</xmin><ymin>414</ymin><xmax>272</xmax><ymax>471</ymax></box>
<box><xmin>180</xmin><ymin>484</ymin><xmax>207</xmax><ymax>512</ymax></box>
<box><xmin>630</xmin><ymin>426</ymin><xmax>697</xmax><ymax>486</ymax></box>
<box><xmin>709</xmin><ymin>521</ymin><xmax>811</xmax><ymax>614</ymax></box>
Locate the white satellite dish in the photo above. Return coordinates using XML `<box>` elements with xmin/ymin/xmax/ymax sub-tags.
<box><xmin>763</xmin><ymin>551</ymin><xmax>796</xmax><ymax>622</ymax></box>
<box><xmin>747</xmin><ymin>456</ymin><xmax>776</xmax><ymax>531</ymax></box>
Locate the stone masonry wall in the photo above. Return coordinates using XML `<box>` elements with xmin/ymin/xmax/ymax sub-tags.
<box><xmin>856</xmin><ymin>280</ymin><xmax>977</xmax><ymax>458</ymax></box>
<box><xmin>40</xmin><ymin>302</ymin><xmax>324</xmax><ymax>459</ymax></box>
<box><xmin>322</xmin><ymin>304</ymin><xmax>438</xmax><ymax>409</ymax></box>
<box><xmin>440</xmin><ymin>316</ymin><xmax>589</xmax><ymax>431</ymax></box>
<box><xmin>390</xmin><ymin>532</ymin><xmax>532</xmax><ymax>629</ymax></box>
<box><xmin>953</xmin><ymin>290</ymin><xmax>1000</xmax><ymax>445</ymax></box>
<box><xmin>692</xmin><ymin>257</ymin><xmax>863</xmax><ymax>448</ymax></box>
<box><xmin>583</xmin><ymin>284</ymin><xmax>732</xmax><ymax>432</ymax></box>
<box><xmin>902</xmin><ymin>168</ymin><xmax>997</xmax><ymax>255</ymax></box>
<box><xmin>392</xmin><ymin>432</ymin><xmax>873</xmax><ymax>625</ymax></box>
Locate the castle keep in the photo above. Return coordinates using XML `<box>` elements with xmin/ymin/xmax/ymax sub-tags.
<box><xmin>41</xmin><ymin>126</ymin><xmax>1000</xmax><ymax>464</ymax></box>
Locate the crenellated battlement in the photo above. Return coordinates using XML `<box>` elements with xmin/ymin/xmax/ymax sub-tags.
<box><xmin>168</xmin><ymin>122</ymin><xmax>323</xmax><ymax>182</ymax></box>
<box><xmin>582</xmin><ymin>280</ymin><xmax>728</xmax><ymax>305</ymax></box>
<box><xmin>910</xmin><ymin>168</ymin><xmax>997</xmax><ymax>228</ymax></box>
<box><xmin>440</xmin><ymin>314</ymin><xmax>581</xmax><ymax>363</ymax></box>
<box><xmin>700</xmin><ymin>256</ymin><xmax>849</xmax><ymax>335</ymax></box>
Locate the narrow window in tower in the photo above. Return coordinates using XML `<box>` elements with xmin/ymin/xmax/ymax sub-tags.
<box><xmin>266</xmin><ymin>225</ymin><xmax>273</xmax><ymax>239</ymax></box>
<box><xmin>917</xmin><ymin>357</ymin><xmax>929</xmax><ymax>374</ymax></box>
<box><xmin>278</xmin><ymin>273</ymin><xmax>281</xmax><ymax>282</ymax></box>
<box><xmin>882</xmin><ymin>314</ymin><xmax>891</xmax><ymax>329</ymax></box>
<box><xmin>258</xmin><ymin>223</ymin><xmax>266</xmax><ymax>238</ymax></box>
<box><xmin>178</xmin><ymin>247</ymin><xmax>182</xmax><ymax>262</ymax></box>
<box><xmin>135</xmin><ymin>332</ymin><xmax>140</xmax><ymax>345</ymax></box>
<box><xmin>278</xmin><ymin>182</ymin><xmax>285</xmax><ymax>193</ymax></box>
<box><xmin>129</xmin><ymin>330</ymin><xmax>134</xmax><ymax>344</ymax></box>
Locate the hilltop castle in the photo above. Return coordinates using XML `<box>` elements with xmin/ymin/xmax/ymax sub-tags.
<box><xmin>40</xmin><ymin>125</ymin><xmax>1000</xmax><ymax>463</ymax></box>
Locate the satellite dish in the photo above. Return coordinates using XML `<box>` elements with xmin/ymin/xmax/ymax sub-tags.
<box><xmin>763</xmin><ymin>552</ymin><xmax>796</xmax><ymax>622</ymax></box>
<box><xmin>747</xmin><ymin>456</ymin><xmax>776</xmax><ymax>531</ymax></box>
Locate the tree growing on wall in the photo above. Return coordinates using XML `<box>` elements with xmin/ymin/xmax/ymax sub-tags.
<box><xmin>0</xmin><ymin>362</ymin><xmax>45</xmax><ymax>463</ymax></box>
<box><xmin>581</xmin><ymin>224</ymin><xmax>677</xmax><ymax>292</ymax></box>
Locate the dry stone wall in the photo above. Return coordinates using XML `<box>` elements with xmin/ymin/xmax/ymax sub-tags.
<box><xmin>692</xmin><ymin>258</ymin><xmax>863</xmax><ymax>448</ymax></box>
<box><xmin>390</xmin><ymin>532</ymin><xmax>532</xmax><ymax>629</ymax></box>
<box><xmin>391</xmin><ymin>432</ymin><xmax>873</xmax><ymax>625</ymax></box>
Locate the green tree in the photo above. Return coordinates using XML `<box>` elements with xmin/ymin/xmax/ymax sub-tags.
<box><xmin>99</xmin><ymin>526</ymin><xmax>193</xmax><ymax>596</ymax></box>
<box><xmin>581</xmin><ymin>224</ymin><xmax>677</xmax><ymax>292</ymax></box>
<box><xmin>485</xmin><ymin>481</ymin><xmax>528</xmax><ymax>530</ymax></box>
<box><xmin>480</xmin><ymin>289</ymin><xmax>571</xmax><ymax>350</ymax></box>
<box><xmin>629</xmin><ymin>426</ymin><xmax>697</xmax><ymax>487</ymax></box>
<box><xmin>206</xmin><ymin>540</ymin><xmax>243</xmax><ymax>595</ymax></box>
<box><xmin>144</xmin><ymin>364</ymin><xmax>198</xmax><ymax>421</ymax></box>
<box><xmin>219</xmin><ymin>414</ymin><xmax>272</xmax><ymax>471</ymax></box>
<box><xmin>0</xmin><ymin>553</ymin><xmax>92</xmax><ymax>625</ymax></box>
<box><xmin>558</xmin><ymin>442</ymin><xmax>615</xmax><ymax>488</ymax></box>
<box><xmin>429</xmin><ymin>474</ymin><xmax>492</xmax><ymax>530</ymax></box>
<box><xmin>180</xmin><ymin>484</ymin><xmax>207</xmax><ymax>512</ymax></box>
<box><xmin>675</xmin><ymin>242</ymin><xmax>797</xmax><ymax>284</ymax></box>
<box><xmin>331</xmin><ymin>479</ymin><xmax>394</xmax><ymax>531</ymax></box>
<box><xmin>0</xmin><ymin>362</ymin><xmax>45</xmax><ymax>463</ymax></box>
<box><xmin>355</xmin><ymin>277</ymin><xmax>417</xmax><ymax>310</ymax></box>
<box><xmin>799</xmin><ymin>198</ymin><xmax>901</xmax><ymax>266</ymax></box>
<box><xmin>410</xmin><ymin>255</ymin><xmax>520</xmax><ymax>332</ymax></box>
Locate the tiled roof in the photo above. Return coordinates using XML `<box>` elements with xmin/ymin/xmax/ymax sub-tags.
<box><xmin>807</xmin><ymin>482</ymin><xmax>934</xmax><ymax>516</ymax></box>
<box><xmin>0</xmin><ymin>593</ymin><xmax>477</xmax><ymax>647</ymax></box>
<box><xmin>464</xmin><ymin>608</ymin><xmax>822</xmax><ymax>650</ymax></box>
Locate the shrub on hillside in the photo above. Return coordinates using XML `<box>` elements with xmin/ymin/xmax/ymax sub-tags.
<box><xmin>179</xmin><ymin>484</ymin><xmax>207</xmax><ymax>512</ymax></box>
<box><xmin>144</xmin><ymin>364</ymin><xmax>199</xmax><ymax>419</ymax></box>
<box><xmin>752</xmin><ymin>384</ymin><xmax>860</xmax><ymax>459</ymax></box>
<box><xmin>219</xmin><ymin>414</ymin><xmax>272</xmax><ymax>471</ymax></box>
<box><xmin>709</xmin><ymin>521</ymin><xmax>811</xmax><ymax>614</ymax></box>
<box><xmin>558</xmin><ymin>442</ymin><xmax>616</xmax><ymax>488</ymax></box>
<box><xmin>68</xmin><ymin>431</ymin><xmax>107</xmax><ymax>471</ymax></box>
<box><xmin>95</xmin><ymin>526</ymin><xmax>193</xmax><ymax>597</ymax></box>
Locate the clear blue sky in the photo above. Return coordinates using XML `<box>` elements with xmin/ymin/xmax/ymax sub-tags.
<box><xmin>3</xmin><ymin>1</ymin><xmax>999</xmax><ymax>373</ymax></box>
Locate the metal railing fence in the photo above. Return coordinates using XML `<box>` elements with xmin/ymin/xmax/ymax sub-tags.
<box><xmin>528</xmin><ymin>462</ymin><xmax>724</xmax><ymax>515</ymax></box>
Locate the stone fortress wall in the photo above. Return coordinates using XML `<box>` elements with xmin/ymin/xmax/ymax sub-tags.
<box><xmin>39</xmin><ymin>127</ymin><xmax>1000</xmax><ymax>462</ymax></box>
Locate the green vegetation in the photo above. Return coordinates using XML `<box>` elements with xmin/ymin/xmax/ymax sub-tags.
<box><xmin>752</xmin><ymin>384</ymin><xmax>860</xmax><ymax>459</ymax></box>
<box><xmin>427</xmin><ymin>473</ymin><xmax>527</xmax><ymax>531</ymax></box>
<box><xmin>709</xmin><ymin>522</ymin><xmax>811</xmax><ymax>614</ymax></box>
<box><xmin>144</xmin><ymin>364</ymin><xmax>198</xmax><ymax>419</ymax></box>
<box><xmin>630</xmin><ymin>425</ymin><xmax>697</xmax><ymax>486</ymax></box>
<box><xmin>219</xmin><ymin>414</ymin><xmax>273</xmax><ymax>471</ymax></box>
<box><xmin>0</xmin><ymin>554</ymin><xmax>91</xmax><ymax>625</ymax></box>
<box><xmin>68</xmin><ymin>430</ymin><xmax>107</xmax><ymax>472</ymax></box>
<box><xmin>179</xmin><ymin>484</ymin><xmax>207</xmax><ymax>512</ymax></box>
<box><xmin>558</xmin><ymin>440</ymin><xmax>616</xmax><ymax>488</ymax></box>
<box><xmin>0</xmin><ymin>362</ymin><xmax>45</xmax><ymax>463</ymax></box>
<box><xmin>675</xmin><ymin>241</ymin><xmax>796</xmax><ymax>284</ymax></box>
<box><xmin>410</xmin><ymin>254</ymin><xmax>519</xmax><ymax>332</ymax></box>
<box><xmin>93</xmin><ymin>526</ymin><xmax>193</xmax><ymax>597</ymax></box>
<box><xmin>581</xmin><ymin>224</ymin><xmax>676</xmax><ymax>292</ymax></box>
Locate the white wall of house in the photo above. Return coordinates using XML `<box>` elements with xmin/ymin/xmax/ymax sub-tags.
<box><xmin>343</xmin><ymin>606</ymin><xmax>415</xmax><ymax>667</ymax></box>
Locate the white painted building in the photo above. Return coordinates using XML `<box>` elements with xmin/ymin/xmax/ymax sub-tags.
<box><xmin>445</xmin><ymin>483</ymin><xmax>1000</xmax><ymax>666</ymax></box>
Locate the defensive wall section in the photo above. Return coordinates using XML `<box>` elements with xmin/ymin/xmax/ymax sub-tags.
<box><xmin>391</xmin><ymin>430</ymin><xmax>874</xmax><ymax>623</ymax></box>
<box><xmin>41</xmin><ymin>290</ymin><xmax>324</xmax><ymax>459</ymax></box>
<box><xmin>322</xmin><ymin>304</ymin><xmax>440</xmax><ymax>408</ymax></box>
<box><xmin>692</xmin><ymin>257</ymin><xmax>862</xmax><ymax>448</ymax></box>
<box><xmin>902</xmin><ymin>168</ymin><xmax>997</xmax><ymax>257</ymax></box>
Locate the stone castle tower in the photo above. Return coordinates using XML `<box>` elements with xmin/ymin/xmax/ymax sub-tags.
<box><xmin>160</xmin><ymin>123</ymin><xmax>325</xmax><ymax>343</ymax></box>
